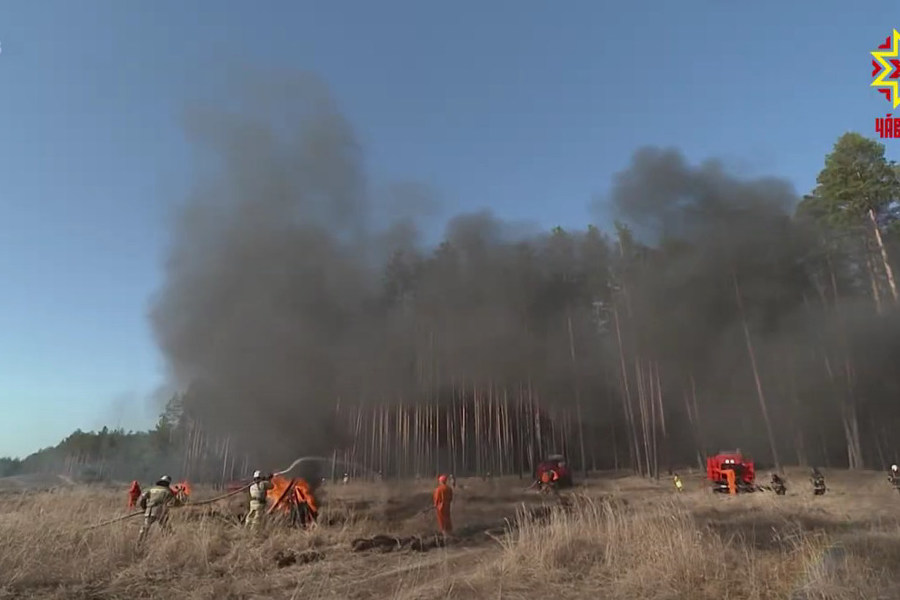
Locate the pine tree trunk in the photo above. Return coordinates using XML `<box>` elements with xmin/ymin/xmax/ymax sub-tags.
<box><xmin>733</xmin><ymin>272</ymin><xmax>782</xmax><ymax>473</ymax></box>
<box><xmin>787</xmin><ymin>352</ymin><xmax>808</xmax><ymax>467</ymax></box>
<box><xmin>566</xmin><ymin>311</ymin><xmax>588</xmax><ymax>478</ymax></box>
<box><xmin>654</xmin><ymin>362</ymin><xmax>669</xmax><ymax>476</ymax></box>
<box><xmin>869</xmin><ymin>208</ymin><xmax>899</xmax><ymax>303</ymax></box>
<box><xmin>865</xmin><ymin>250</ymin><xmax>884</xmax><ymax>314</ymax></box>
<box><xmin>690</xmin><ymin>374</ymin><xmax>706</xmax><ymax>468</ymax></box>
<box><xmin>843</xmin><ymin>360</ymin><xmax>864</xmax><ymax>469</ymax></box>
<box><xmin>635</xmin><ymin>358</ymin><xmax>652</xmax><ymax>477</ymax></box>
<box><xmin>613</xmin><ymin>306</ymin><xmax>641</xmax><ymax>474</ymax></box>
<box><xmin>649</xmin><ymin>360</ymin><xmax>658</xmax><ymax>479</ymax></box>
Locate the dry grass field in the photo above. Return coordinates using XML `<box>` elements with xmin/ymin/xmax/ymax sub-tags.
<box><xmin>2</xmin><ymin>468</ymin><xmax>900</xmax><ymax>599</ymax></box>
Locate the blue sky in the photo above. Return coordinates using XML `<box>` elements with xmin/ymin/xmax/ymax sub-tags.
<box><xmin>0</xmin><ymin>1</ymin><xmax>898</xmax><ymax>458</ymax></box>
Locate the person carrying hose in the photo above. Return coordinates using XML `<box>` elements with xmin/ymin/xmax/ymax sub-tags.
<box><xmin>246</xmin><ymin>470</ymin><xmax>273</xmax><ymax>529</ymax></box>
<box><xmin>137</xmin><ymin>475</ymin><xmax>175</xmax><ymax>542</ymax></box>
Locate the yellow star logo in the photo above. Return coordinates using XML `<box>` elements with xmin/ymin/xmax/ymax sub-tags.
<box><xmin>872</xmin><ymin>29</ymin><xmax>900</xmax><ymax>109</ymax></box>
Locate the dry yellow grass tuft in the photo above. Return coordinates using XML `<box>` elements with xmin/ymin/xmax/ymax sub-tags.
<box><xmin>1</xmin><ymin>469</ymin><xmax>899</xmax><ymax>599</ymax></box>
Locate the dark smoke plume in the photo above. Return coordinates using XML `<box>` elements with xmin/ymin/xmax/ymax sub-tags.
<box><xmin>151</xmin><ymin>72</ymin><xmax>900</xmax><ymax>477</ymax></box>
<box><xmin>151</xmin><ymin>72</ymin><xmax>381</xmax><ymax>466</ymax></box>
<box><xmin>603</xmin><ymin>147</ymin><xmax>900</xmax><ymax>467</ymax></box>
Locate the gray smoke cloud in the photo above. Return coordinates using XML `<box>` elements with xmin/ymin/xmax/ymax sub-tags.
<box><xmin>149</xmin><ymin>72</ymin><xmax>569</xmax><ymax>468</ymax></box>
<box><xmin>150</xmin><ymin>71</ymin><xmax>380</xmax><ymax>465</ymax></box>
<box><xmin>602</xmin><ymin>147</ymin><xmax>900</xmax><ymax>465</ymax></box>
<box><xmin>150</xmin><ymin>71</ymin><xmax>900</xmax><ymax>473</ymax></box>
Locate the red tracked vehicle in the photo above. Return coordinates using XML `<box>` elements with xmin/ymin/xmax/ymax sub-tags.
<box><xmin>706</xmin><ymin>450</ymin><xmax>759</xmax><ymax>493</ymax></box>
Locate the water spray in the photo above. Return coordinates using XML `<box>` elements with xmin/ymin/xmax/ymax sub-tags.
<box><xmin>275</xmin><ymin>455</ymin><xmax>382</xmax><ymax>479</ymax></box>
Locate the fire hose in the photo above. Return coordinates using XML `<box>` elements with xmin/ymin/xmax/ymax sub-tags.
<box><xmin>81</xmin><ymin>483</ymin><xmax>252</xmax><ymax>531</ymax></box>
<box><xmin>81</xmin><ymin>455</ymin><xmax>342</xmax><ymax>531</ymax></box>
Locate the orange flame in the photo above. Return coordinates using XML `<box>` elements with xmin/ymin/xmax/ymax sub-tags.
<box><xmin>267</xmin><ymin>475</ymin><xmax>294</xmax><ymax>506</ymax></box>
<box><xmin>171</xmin><ymin>480</ymin><xmax>192</xmax><ymax>502</ymax></box>
<box><xmin>267</xmin><ymin>475</ymin><xmax>317</xmax><ymax>515</ymax></box>
<box><xmin>293</xmin><ymin>478</ymin><xmax>317</xmax><ymax>514</ymax></box>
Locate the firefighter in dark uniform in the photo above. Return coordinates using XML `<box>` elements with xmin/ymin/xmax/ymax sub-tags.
<box><xmin>811</xmin><ymin>468</ymin><xmax>826</xmax><ymax>495</ymax></box>
<box><xmin>770</xmin><ymin>473</ymin><xmax>786</xmax><ymax>495</ymax></box>
<box><xmin>888</xmin><ymin>465</ymin><xmax>900</xmax><ymax>494</ymax></box>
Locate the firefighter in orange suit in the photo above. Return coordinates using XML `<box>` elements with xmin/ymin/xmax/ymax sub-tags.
<box><xmin>128</xmin><ymin>480</ymin><xmax>142</xmax><ymax>509</ymax></box>
<box><xmin>539</xmin><ymin>469</ymin><xmax>560</xmax><ymax>495</ymax></box>
<box><xmin>724</xmin><ymin>468</ymin><xmax>737</xmax><ymax>495</ymax></box>
<box><xmin>433</xmin><ymin>474</ymin><xmax>453</xmax><ymax>534</ymax></box>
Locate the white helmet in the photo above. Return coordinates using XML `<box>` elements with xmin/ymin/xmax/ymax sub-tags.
<box><xmin>892</xmin><ymin>465</ymin><xmax>898</xmax><ymax>472</ymax></box>
<box><xmin>253</xmin><ymin>470</ymin><xmax>262</xmax><ymax>479</ymax></box>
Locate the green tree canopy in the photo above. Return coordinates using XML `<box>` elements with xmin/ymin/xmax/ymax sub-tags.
<box><xmin>799</xmin><ymin>132</ymin><xmax>900</xmax><ymax>228</ymax></box>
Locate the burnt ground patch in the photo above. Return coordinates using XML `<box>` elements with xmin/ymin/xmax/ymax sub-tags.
<box><xmin>349</xmin><ymin>500</ymin><xmax>583</xmax><ymax>554</ymax></box>
<box><xmin>273</xmin><ymin>549</ymin><xmax>325</xmax><ymax>567</ymax></box>
<box><xmin>693</xmin><ymin>509</ymin><xmax>868</xmax><ymax>551</ymax></box>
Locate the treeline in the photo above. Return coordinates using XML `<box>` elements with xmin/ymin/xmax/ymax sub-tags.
<box><xmin>0</xmin><ymin>427</ymin><xmax>172</xmax><ymax>481</ymax></box>
<box><xmin>0</xmin><ymin>398</ymin><xmax>224</xmax><ymax>483</ymax></box>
